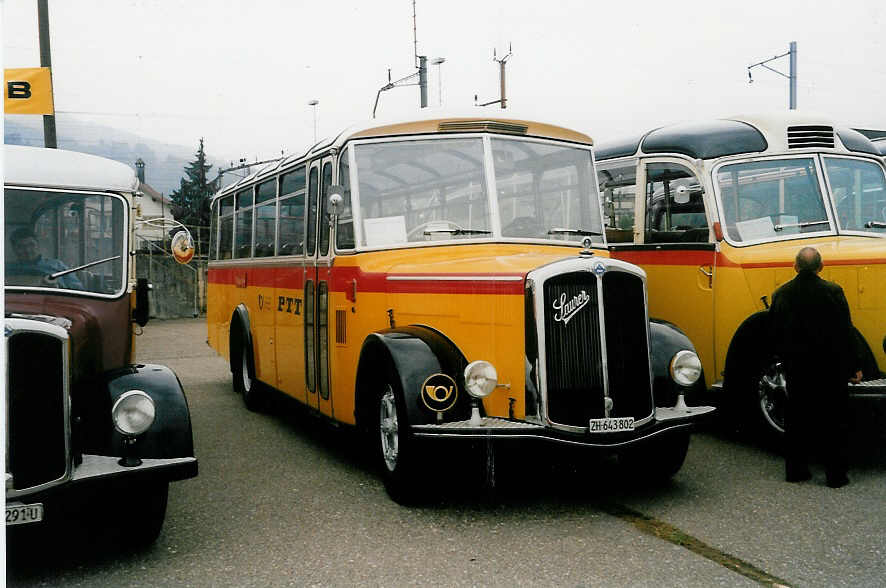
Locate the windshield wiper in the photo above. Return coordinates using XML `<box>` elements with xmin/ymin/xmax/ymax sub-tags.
<box><xmin>49</xmin><ymin>255</ymin><xmax>121</xmax><ymax>281</ymax></box>
<box><xmin>863</xmin><ymin>221</ymin><xmax>886</xmax><ymax>229</ymax></box>
<box><xmin>773</xmin><ymin>220</ymin><xmax>829</xmax><ymax>232</ymax></box>
<box><xmin>424</xmin><ymin>228</ymin><xmax>492</xmax><ymax>236</ymax></box>
<box><xmin>547</xmin><ymin>228</ymin><xmax>602</xmax><ymax>236</ymax></box>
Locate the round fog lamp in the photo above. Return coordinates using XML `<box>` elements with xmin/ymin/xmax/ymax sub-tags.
<box><xmin>670</xmin><ymin>350</ymin><xmax>702</xmax><ymax>386</ymax></box>
<box><xmin>112</xmin><ymin>390</ymin><xmax>156</xmax><ymax>436</ymax></box>
<box><xmin>464</xmin><ymin>360</ymin><xmax>498</xmax><ymax>398</ymax></box>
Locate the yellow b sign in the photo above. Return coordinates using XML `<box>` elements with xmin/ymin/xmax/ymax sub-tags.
<box><xmin>5</xmin><ymin>67</ymin><xmax>55</xmax><ymax>115</ymax></box>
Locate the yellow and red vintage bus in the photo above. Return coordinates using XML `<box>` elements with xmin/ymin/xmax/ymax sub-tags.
<box><xmin>206</xmin><ymin>112</ymin><xmax>714</xmax><ymax>502</ymax></box>
<box><xmin>595</xmin><ymin>113</ymin><xmax>886</xmax><ymax>439</ymax></box>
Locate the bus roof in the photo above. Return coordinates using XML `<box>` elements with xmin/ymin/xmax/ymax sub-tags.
<box><xmin>4</xmin><ymin>144</ymin><xmax>139</xmax><ymax>192</ymax></box>
<box><xmin>215</xmin><ymin>110</ymin><xmax>593</xmax><ymax>198</ymax></box>
<box><xmin>596</xmin><ymin>112</ymin><xmax>882</xmax><ymax>161</ymax></box>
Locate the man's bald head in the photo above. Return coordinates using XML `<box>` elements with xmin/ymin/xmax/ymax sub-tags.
<box><xmin>795</xmin><ymin>246</ymin><xmax>823</xmax><ymax>274</ymax></box>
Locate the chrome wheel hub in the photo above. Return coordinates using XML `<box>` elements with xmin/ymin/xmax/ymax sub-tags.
<box><xmin>379</xmin><ymin>386</ymin><xmax>399</xmax><ymax>472</ymax></box>
<box><xmin>758</xmin><ymin>362</ymin><xmax>786</xmax><ymax>433</ymax></box>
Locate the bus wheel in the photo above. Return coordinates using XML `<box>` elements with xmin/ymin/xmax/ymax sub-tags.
<box><xmin>754</xmin><ymin>359</ymin><xmax>787</xmax><ymax>437</ymax></box>
<box><xmin>619</xmin><ymin>431</ymin><xmax>689</xmax><ymax>483</ymax></box>
<box><xmin>98</xmin><ymin>481</ymin><xmax>168</xmax><ymax>548</ymax></box>
<box><xmin>376</xmin><ymin>380</ymin><xmax>419</xmax><ymax>504</ymax></box>
<box><xmin>232</xmin><ymin>338</ymin><xmax>263</xmax><ymax>411</ymax></box>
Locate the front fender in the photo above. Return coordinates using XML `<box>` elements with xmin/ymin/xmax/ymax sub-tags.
<box><xmin>355</xmin><ymin>326</ymin><xmax>472</xmax><ymax>430</ymax></box>
<box><xmin>82</xmin><ymin>364</ymin><xmax>195</xmax><ymax>460</ymax></box>
<box><xmin>649</xmin><ymin>319</ymin><xmax>706</xmax><ymax>405</ymax></box>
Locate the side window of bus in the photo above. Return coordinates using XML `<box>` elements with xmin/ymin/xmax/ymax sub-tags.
<box><xmin>219</xmin><ymin>195</ymin><xmax>234</xmax><ymax>259</ymax></box>
<box><xmin>278</xmin><ymin>166</ymin><xmax>306</xmax><ymax>256</ymax></box>
<box><xmin>644</xmin><ymin>162</ymin><xmax>708</xmax><ymax>244</ymax></box>
<box><xmin>254</xmin><ymin>179</ymin><xmax>277</xmax><ymax>257</ymax></box>
<box><xmin>336</xmin><ymin>148</ymin><xmax>355</xmax><ymax>250</ymax></box>
<box><xmin>234</xmin><ymin>188</ymin><xmax>254</xmax><ymax>258</ymax></box>
<box><xmin>319</xmin><ymin>161</ymin><xmax>333</xmax><ymax>256</ymax></box>
<box><xmin>306</xmin><ymin>166</ymin><xmax>319</xmax><ymax>256</ymax></box>
<box><xmin>209</xmin><ymin>198</ymin><xmax>219</xmax><ymax>260</ymax></box>
<box><xmin>598</xmin><ymin>162</ymin><xmax>637</xmax><ymax>243</ymax></box>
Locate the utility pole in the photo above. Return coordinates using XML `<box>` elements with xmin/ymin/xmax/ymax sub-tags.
<box><xmin>475</xmin><ymin>45</ymin><xmax>513</xmax><ymax>108</ymax></box>
<box><xmin>371</xmin><ymin>0</ymin><xmax>429</xmax><ymax>117</ymax></box>
<box><xmin>37</xmin><ymin>0</ymin><xmax>57</xmax><ymax>148</ymax></box>
<box><xmin>419</xmin><ymin>55</ymin><xmax>428</xmax><ymax>108</ymax></box>
<box><xmin>747</xmin><ymin>41</ymin><xmax>797</xmax><ymax>110</ymax></box>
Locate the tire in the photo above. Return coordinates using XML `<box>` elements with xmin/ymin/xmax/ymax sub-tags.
<box><xmin>619</xmin><ymin>432</ymin><xmax>690</xmax><ymax>483</ymax></box>
<box><xmin>104</xmin><ymin>482</ymin><xmax>169</xmax><ymax>549</ymax></box>
<box><xmin>232</xmin><ymin>336</ymin><xmax>263</xmax><ymax>411</ymax></box>
<box><xmin>375</xmin><ymin>375</ymin><xmax>420</xmax><ymax>504</ymax></box>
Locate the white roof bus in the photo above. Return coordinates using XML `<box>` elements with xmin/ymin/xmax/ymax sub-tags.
<box><xmin>594</xmin><ymin>113</ymin><xmax>886</xmax><ymax>440</ymax></box>
<box><xmin>4</xmin><ymin>145</ymin><xmax>197</xmax><ymax>545</ymax></box>
<box><xmin>205</xmin><ymin>111</ymin><xmax>715</xmax><ymax>503</ymax></box>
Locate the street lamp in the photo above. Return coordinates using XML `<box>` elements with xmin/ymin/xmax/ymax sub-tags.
<box><xmin>308</xmin><ymin>99</ymin><xmax>319</xmax><ymax>142</ymax></box>
<box><xmin>431</xmin><ymin>57</ymin><xmax>446</xmax><ymax>106</ymax></box>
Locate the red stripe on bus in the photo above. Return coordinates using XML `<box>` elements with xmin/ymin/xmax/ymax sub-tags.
<box><xmin>612</xmin><ymin>250</ymin><xmax>886</xmax><ymax>269</ymax></box>
<box><xmin>208</xmin><ymin>266</ymin><xmax>526</xmax><ymax>295</ymax></box>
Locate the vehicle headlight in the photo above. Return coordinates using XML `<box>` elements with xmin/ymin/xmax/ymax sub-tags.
<box><xmin>669</xmin><ymin>350</ymin><xmax>702</xmax><ymax>386</ymax></box>
<box><xmin>112</xmin><ymin>390</ymin><xmax>156</xmax><ymax>436</ymax></box>
<box><xmin>464</xmin><ymin>360</ymin><xmax>498</xmax><ymax>398</ymax></box>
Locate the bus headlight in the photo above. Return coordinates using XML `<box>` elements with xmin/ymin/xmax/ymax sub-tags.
<box><xmin>464</xmin><ymin>360</ymin><xmax>498</xmax><ymax>398</ymax></box>
<box><xmin>112</xmin><ymin>390</ymin><xmax>156</xmax><ymax>436</ymax></box>
<box><xmin>669</xmin><ymin>350</ymin><xmax>702</xmax><ymax>387</ymax></box>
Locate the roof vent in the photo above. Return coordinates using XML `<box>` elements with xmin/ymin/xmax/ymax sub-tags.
<box><xmin>787</xmin><ymin>125</ymin><xmax>834</xmax><ymax>149</ymax></box>
<box><xmin>439</xmin><ymin>120</ymin><xmax>528</xmax><ymax>135</ymax></box>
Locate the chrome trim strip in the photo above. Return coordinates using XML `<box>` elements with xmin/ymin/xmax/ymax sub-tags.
<box><xmin>386</xmin><ymin>275</ymin><xmax>524</xmax><ymax>282</ymax></box>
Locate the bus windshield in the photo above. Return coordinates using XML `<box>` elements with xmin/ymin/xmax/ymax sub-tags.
<box><xmin>354</xmin><ymin>136</ymin><xmax>602</xmax><ymax>247</ymax></box>
<box><xmin>716</xmin><ymin>158</ymin><xmax>831</xmax><ymax>243</ymax></box>
<box><xmin>4</xmin><ymin>188</ymin><xmax>126</xmax><ymax>295</ymax></box>
<box><xmin>825</xmin><ymin>157</ymin><xmax>886</xmax><ymax>234</ymax></box>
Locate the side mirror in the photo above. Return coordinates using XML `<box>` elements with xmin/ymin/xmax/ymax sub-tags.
<box><xmin>674</xmin><ymin>183</ymin><xmax>704</xmax><ymax>205</ymax></box>
<box><xmin>328</xmin><ymin>186</ymin><xmax>345</xmax><ymax>213</ymax></box>
<box><xmin>133</xmin><ymin>277</ymin><xmax>151</xmax><ymax>327</ymax></box>
<box><xmin>327</xmin><ymin>186</ymin><xmax>345</xmax><ymax>228</ymax></box>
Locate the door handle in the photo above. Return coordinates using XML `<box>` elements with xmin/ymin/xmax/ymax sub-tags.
<box><xmin>698</xmin><ymin>265</ymin><xmax>713</xmax><ymax>288</ymax></box>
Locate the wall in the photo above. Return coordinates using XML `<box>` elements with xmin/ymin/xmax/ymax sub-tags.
<box><xmin>136</xmin><ymin>252</ymin><xmax>207</xmax><ymax>319</ymax></box>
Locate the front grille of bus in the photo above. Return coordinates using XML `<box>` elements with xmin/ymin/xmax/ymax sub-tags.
<box><xmin>6</xmin><ymin>328</ymin><xmax>70</xmax><ymax>494</ymax></box>
<box><xmin>532</xmin><ymin>268</ymin><xmax>653</xmax><ymax>429</ymax></box>
<box><xmin>787</xmin><ymin>125</ymin><xmax>835</xmax><ymax>149</ymax></box>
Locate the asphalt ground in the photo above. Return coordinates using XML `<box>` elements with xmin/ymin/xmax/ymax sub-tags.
<box><xmin>7</xmin><ymin>318</ymin><xmax>886</xmax><ymax>587</ymax></box>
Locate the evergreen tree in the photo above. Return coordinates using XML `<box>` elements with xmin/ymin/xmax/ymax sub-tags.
<box><xmin>171</xmin><ymin>138</ymin><xmax>216</xmax><ymax>254</ymax></box>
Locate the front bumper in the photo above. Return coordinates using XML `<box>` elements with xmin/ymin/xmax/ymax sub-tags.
<box><xmin>7</xmin><ymin>453</ymin><xmax>197</xmax><ymax>504</ymax></box>
<box><xmin>411</xmin><ymin>405</ymin><xmax>715</xmax><ymax>448</ymax></box>
<box><xmin>849</xmin><ymin>377</ymin><xmax>886</xmax><ymax>399</ymax></box>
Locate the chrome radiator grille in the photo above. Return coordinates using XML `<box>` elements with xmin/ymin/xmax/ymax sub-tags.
<box><xmin>529</xmin><ymin>263</ymin><xmax>654</xmax><ymax>430</ymax></box>
<box><xmin>6</xmin><ymin>325</ymin><xmax>70</xmax><ymax>494</ymax></box>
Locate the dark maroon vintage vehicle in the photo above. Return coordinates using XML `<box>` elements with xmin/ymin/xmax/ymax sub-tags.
<box><xmin>4</xmin><ymin>145</ymin><xmax>197</xmax><ymax>546</ymax></box>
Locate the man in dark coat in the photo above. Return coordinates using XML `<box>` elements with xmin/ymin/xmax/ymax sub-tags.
<box><xmin>769</xmin><ymin>246</ymin><xmax>862</xmax><ymax>488</ymax></box>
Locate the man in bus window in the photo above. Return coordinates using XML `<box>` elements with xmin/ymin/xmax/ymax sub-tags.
<box><xmin>768</xmin><ymin>246</ymin><xmax>862</xmax><ymax>488</ymax></box>
<box><xmin>6</xmin><ymin>227</ymin><xmax>83</xmax><ymax>290</ymax></box>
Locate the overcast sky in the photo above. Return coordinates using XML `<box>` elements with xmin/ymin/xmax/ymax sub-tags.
<box><xmin>4</xmin><ymin>0</ymin><xmax>885</xmax><ymax>165</ymax></box>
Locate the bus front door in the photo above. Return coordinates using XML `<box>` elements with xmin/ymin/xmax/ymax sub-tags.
<box><xmin>609</xmin><ymin>158</ymin><xmax>718</xmax><ymax>388</ymax></box>
<box><xmin>305</xmin><ymin>156</ymin><xmax>335</xmax><ymax>416</ymax></box>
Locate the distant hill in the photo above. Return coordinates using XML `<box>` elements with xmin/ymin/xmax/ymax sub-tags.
<box><xmin>4</xmin><ymin>116</ymin><xmax>227</xmax><ymax>196</ymax></box>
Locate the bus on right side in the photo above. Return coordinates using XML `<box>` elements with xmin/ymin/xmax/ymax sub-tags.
<box><xmin>594</xmin><ymin>113</ymin><xmax>886</xmax><ymax>440</ymax></box>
